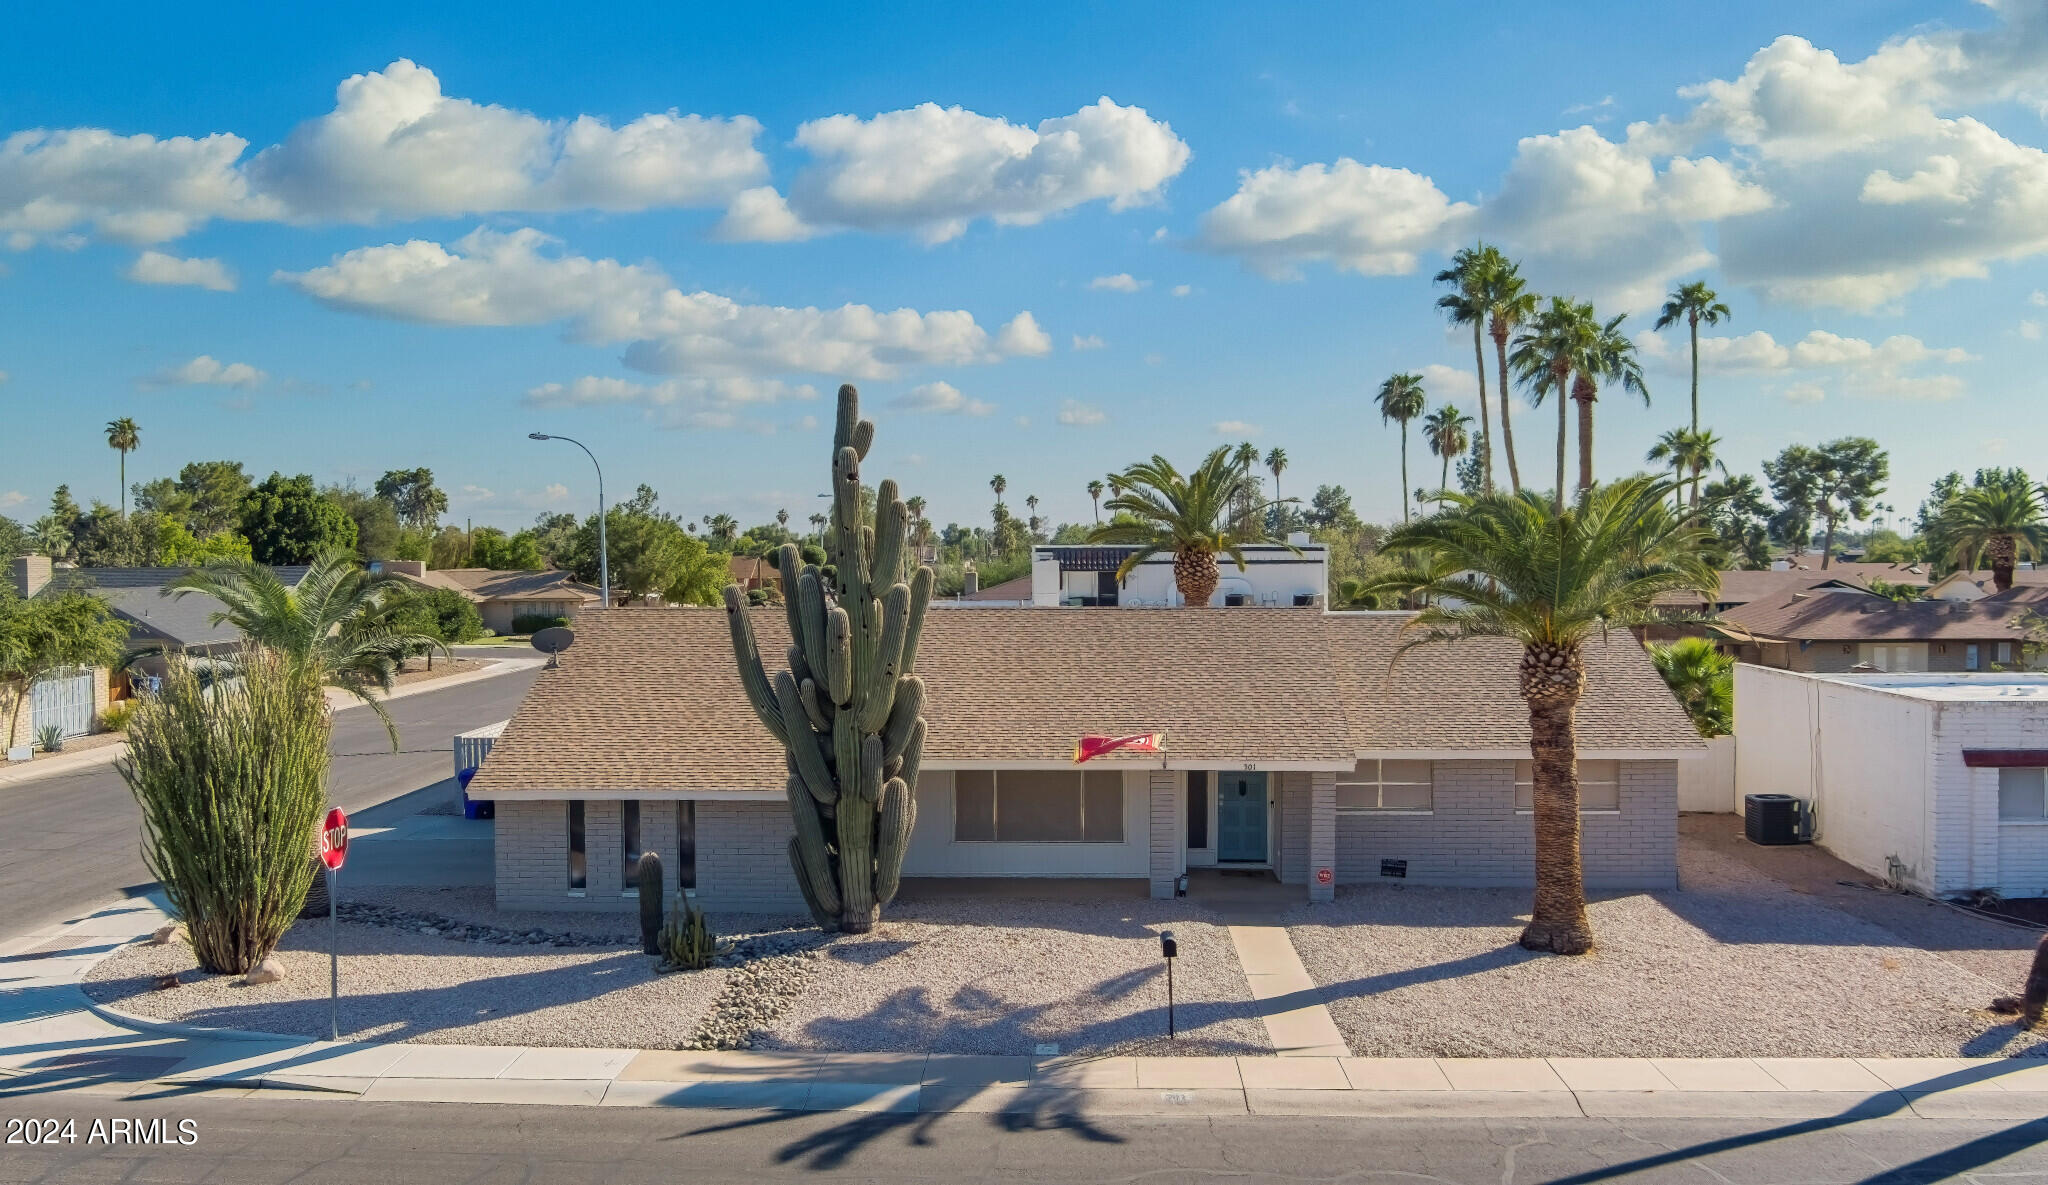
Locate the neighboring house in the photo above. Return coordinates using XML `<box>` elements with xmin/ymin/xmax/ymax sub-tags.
<box><xmin>728</xmin><ymin>555</ymin><xmax>781</xmax><ymax>595</ymax></box>
<box><xmin>935</xmin><ymin>541</ymin><xmax>1329</xmax><ymax>610</ymax></box>
<box><xmin>1714</xmin><ymin>588</ymin><xmax>2028</xmax><ymax>674</ymax></box>
<box><xmin>1651</xmin><ymin>561</ymin><xmax>1931</xmax><ymax>617</ymax></box>
<box><xmin>465</xmin><ymin>607</ymin><xmax>1699</xmax><ymax>913</ymax></box>
<box><xmin>1735</xmin><ymin>665</ymin><xmax>2048</xmax><ymax>898</ymax></box>
<box><xmin>938</xmin><ymin>571</ymin><xmax>1033</xmax><ymax>607</ymax></box>
<box><xmin>374</xmin><ymin>562</ymin><xmax>599</xmax><ymax>635</ymax></box>
<box><xmin>1925</xmin><ymin>567</ymin><xmax>2048</xmax><ymax>601</ymax></box>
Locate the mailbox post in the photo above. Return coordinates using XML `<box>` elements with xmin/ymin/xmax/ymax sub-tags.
<box><xmin>1159</xmin><ymin>930</ymin><xmax>1178</xmax><ymax>1038</ymax></box>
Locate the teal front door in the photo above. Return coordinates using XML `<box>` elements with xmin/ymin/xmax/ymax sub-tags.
<box><xmin>1216</xmin><ymin>772</ymin><xmax>1269</xmax><ymax>863</ymax></box>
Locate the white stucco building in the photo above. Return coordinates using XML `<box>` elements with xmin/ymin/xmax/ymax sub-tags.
<box><xmin>1734</xmin><ymin>665</ymin><xmax>2048</xmax><ymax>898</ymax></box>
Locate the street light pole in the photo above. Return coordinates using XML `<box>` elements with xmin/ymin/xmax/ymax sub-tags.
<box><xmin>528</xmin><ymin>433</ymin><xmax>609</xmax><ymax>609</ymax></box>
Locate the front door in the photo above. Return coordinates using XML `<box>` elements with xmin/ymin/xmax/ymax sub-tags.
<box><xmin>1216</xmin><ymin>772</ymin><xmax>1268</xmax><ymax>863</ymax></box>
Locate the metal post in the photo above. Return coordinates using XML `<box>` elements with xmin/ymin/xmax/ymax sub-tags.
<box><xmin>1167</xmin><ymin>957</ymin><xmax>1175</xmax><ymax>1038</ymax></box>
<box><xmin>528</xmin><ymin>433</ymin><xmax>610</xmax><ymax>609</ymax></box>
<box><xmin>327</xmin><ymin>865</ymin><xmax>339</xmax><ymax>1042</ymax></box>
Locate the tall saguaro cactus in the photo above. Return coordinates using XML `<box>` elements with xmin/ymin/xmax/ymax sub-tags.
<box><xmin>724</xmin><ymin>384</ymin><xmax>933</xmax><ymax>933</ymax></box>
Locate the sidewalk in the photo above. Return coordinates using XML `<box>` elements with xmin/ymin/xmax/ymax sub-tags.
<box><xmin>6</xmin><ymin>895</ymin><xmax>2048</xmax><ymax>1119</ymax></box>
<box><xmin>0</xmin><ymin>656</ymin><xmax>543</xmax><ymax>791</ymax></box>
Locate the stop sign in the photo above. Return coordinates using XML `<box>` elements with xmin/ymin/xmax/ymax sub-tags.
<box><xmin>318</xmin><ymin>807</ymin><xmax>349</xmax><ymax>871</ymax></box>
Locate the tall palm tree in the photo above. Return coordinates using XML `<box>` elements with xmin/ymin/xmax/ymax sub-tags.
<box><xmin>1566</xmin><ymin>313</ymin><xmax>1649</xmax><ymax>494</ymax></box>
<box><xmin>989</xmin><ymin>474</ymin><xmax>1007</xmax><ymax>515</ymax></box>
<box><xmin>808</xmin><ymin>512</ymin><xmax>828</xmax><ymax>541</ymax></box>
<box><xmin>166</xmin><ymin>550</ymin><xmax>439</xmax><ymax>747</ymax></box>
<box><xmin>1654</xmin><ymin>281</ymin><xmax>1731</xmax><ymax>432</ymax></box>
<box><xmin>1483</xmin><ymin>251</ymin><xmax>1537</xmax><ymax>494</ymax></box>
<box><xmin>1088</xmin><ymin>448</ymin><xmax>1289</xmax><ymax>606</ymax></box>
<box><xmin>1368</xmin><ymin>476</ymin><xmax>1717</xmax><ymax>954</ymax></box>
<box><xmin>1645</xmin><ymin>428</ymin><xmax>1719</xmax><ymax>511</ymax></box>
<box><xmin>1434</xmin><ymin>247</ymin><xmax>1495</xmax><ymax>491</ymax></box>
<box><xmin>1265</xmin><ymin>447</ymin><xmax>1288</xmax><ymax>504</ymax></box>
<box><xmin>1086</xmin><ymin>479</ymin><xmax>1105</xmax><ymax>523</ymax></box>
<box><xmin>1510</xmin><ymin>297</ymin><xmax>1595</xmax><ymax>512</ymax></box>
<box><xmin>1935</xmin><ymin>484</ymin><xmax>2048</xmax><ymax>592</ymax></box>
<box><xmin>1025</xmin><ymin>493</ymin><xmax>1039</xmax><ymax>521</ymax></box>
<box><xmin>105</xmin><ymin>418</ymin><xmax>140</xmax><ymax>519</ymax></box>
<box><xmin>776</xmin><ymin>507</ymin><xmax>790</xmax><ymax>534</ymax></box>
<box><xmin>1375</xmin><ymin>373</ymin><xmax>1428</xmax><ymax>522</ymax></box>
<box><xmin>1423</xmin><ymin>404</ymin><xmax>1474</xmax><ymax>497</ymax></box>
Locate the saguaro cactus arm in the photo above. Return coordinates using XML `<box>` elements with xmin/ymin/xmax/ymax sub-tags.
<box><xmin>723</xmin><ymin>586</ymin><xmax>786</xmax><ymax>745</ymax></box>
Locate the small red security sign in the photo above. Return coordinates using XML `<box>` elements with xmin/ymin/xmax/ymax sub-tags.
<box><xmin>318</xmin><ymin>807</ymin><xmax>349</xmax><ymax>871</ymax></box>
<box><xmin>1315</xmin><ymin>867</ymin><xmax>1333</xmax><ymax>885</ymax></box>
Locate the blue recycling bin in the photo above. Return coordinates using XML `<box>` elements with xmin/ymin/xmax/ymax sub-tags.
<box><xmin>458</xmin><ymin>766</ymin><xmax>494</xmax><ymax>820</ymax></box>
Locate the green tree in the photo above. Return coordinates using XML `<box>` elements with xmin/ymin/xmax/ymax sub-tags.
<box><xmin>563</xmin><ymin>491</ymin><xmax>725</xmax><ymax>606</ymax></box>
<box><xmin>104</xmin><ymin>418</ymin><xmax>140</xmax><ymax>518</ymax></box>
<box><xmin>1375</xmin><ymin>373</ymin><xmax>1428</xmax><ymax>523</ymax></box>
<box><xmin>154</xmin><ymin>518</ymin><xmax>253</xmax><ymax>567</ymax></box>
<box><xmin>1702</xmin><ymin>474</ymin><xmax>1773</xmax><ymax>568</ymax></box>
<box><xmin>1368</xmin><ymin>476</ymin><xmax>1717</xmax><ymax>954</ymax></box>
<box><xmin>1423</xmin><ymin>405</ymin><xmax>1474</xmax><ymax>498</ymax></box>
<box><xmin>469</xmin><ymin>527</ymin><xmax>545</xmax><ymax>570</ymax></box>
<box><xmin>1089</xmin><ymin>447</ymin><xmax>1290</xmax><ymax>605</ymax></box>
<box><xmin>239</xmin><ymin>473</ymin><xmax>358</xmax><ymax>565</ymax></box>
<box><xmin>386</xmin><ymin>584</ymin><xmax>485</xmax><ymax>654</ymax></box>
<box><xmin>1647</xmin><ymin>427</ymin><xmax>1721</xmax><ymax>510</ymax></box>
<box><xmin>0</xmin><ymin>516</ymin><xmax>27</xmax><ymax>561</ymax></box>
<box><xmin>374</xmin><ymin>468</ymin><xmax>448</xmax><ymax>531</ymax></box>
<box><xmin>1479</xmin><ymin>250</ymin><xmax>1538</xmax><ymax>494</ymax></box>
<box><xmin>70</xmin><ymin>503</ymin><xmax>155</xmax><ymax>566</ymax></box>
<box><xmin>1649</xmin><ymin>637</ymin><xmax>1733</xmax><ymax>738</ymax></box>
<box><xmin>0</xmin><ymin>583</ymin><xmax>131</xmax><ymax>746</ymax></box>
<box><xmin>1305</xmin><ymin>484</ymin><xmax>1361</xmax><ymax>531</ymax></box>
<box><xmin>166</xmin><ymin>550</ymin><xmax>433</xmax><ymax>745</ymax></box>
<box><xmin>1764</xmin><ymin>438</ymin><xmax>1889</xmax><ymax>569</ymax></box>
<box><xmin>988</xmin><ymin>474</ymin><xmax>1006</xmax><ymax>517</ymax></box>
<box><xmin>134</xmin><ymin>462</ymin><xmax>252</xmax><ymax>538</ymax></box>
<box><xmin>1654</xmin><ymin>281</ymin><xmax>1731</xmax><ymax>432</ymax></box>
<box><xmin>1932</xmin><ymin>484</ymin><xmax>2048</xmax><ymax>592</ymax></box>
<box><xmin>322</xmin><ymin>483</ymin><xmax>402</xmax><ymax>562</ymax></box>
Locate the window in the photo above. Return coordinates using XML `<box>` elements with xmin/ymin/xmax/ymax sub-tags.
<box><xmin>1186</xmin><ymin>771</ymin><xmax>1209</xmax><ymax>849</ymax></box>
<box><xmin>567</xmin><ymin>801</ymin><xmax>586</xmax><ymax>891</ymax></box>
<box><xmin>1516</xmin><ymin>760</ymin><xmax>1620</xmax><ymax>811</ymax></box>
<box><xmin>1999</xmin><ymin>768</ymin><xmax>2047</xmax><ymax>820</ymax></box>
<box><xmin>1967</xmin><ymin>644</ymin><xmax>1981</xmax><ymax>671</ymax></box>
<box><xmin>1999</xmin><ymin>641</ymin><xmax>2015</xmax><ymax>665</ymax></box>
<box><xmin>676</xmin><ymin>801</ymin><xmax>697</xmax><ymax>889</ymax></box>
<box><xmin>1336</xmin><ymin>759</ymin><xmax>1433</xmax><ymax>812</ymax></box>
<box><xmin>621</xmin><ymin>800</ymin><xmax>641</xmax><ymax>891</ymax></box>
<box><xmin>953</xmin><ymin>770</ymin><xmax>1125</xmax><ymax>842</ymax></box>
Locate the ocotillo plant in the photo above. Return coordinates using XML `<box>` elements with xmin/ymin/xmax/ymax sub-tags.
<box><xmin>724</xmin><ymin>383</ymin><xmax>932</xmax><ymax>933</ymax></box>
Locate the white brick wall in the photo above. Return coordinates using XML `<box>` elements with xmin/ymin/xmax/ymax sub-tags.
<box><xmin>495</xmin><ymin>798</ymin><xmax>805</xmax><ymax>914</ymax></box>
<box><xmin>1928</xmin><ymin>701</ymin><xmax>2048</xmax><ymax>896</ymax></box>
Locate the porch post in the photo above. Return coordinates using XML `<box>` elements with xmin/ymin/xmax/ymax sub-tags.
<box><xmin>1308</xmin><ymin>770</ymin><xmax>1336</xmax><ymax>903</ymax></box>
<box><xmin>1148</xmin><ymin>769</ymin><xmax>1178</xmax><ymax>898</ymax></box>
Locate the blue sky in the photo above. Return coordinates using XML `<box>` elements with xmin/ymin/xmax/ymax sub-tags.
<box><xmin>2</xmin><ymin>1</ymin><xmax>2041</xmax><ymax>535</ymax></box>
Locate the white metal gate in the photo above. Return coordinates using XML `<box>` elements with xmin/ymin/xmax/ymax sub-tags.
<box><xmin>31</xmin><ymin>667</ymin><xmax>94</xmax><ymax>739</ymax></box>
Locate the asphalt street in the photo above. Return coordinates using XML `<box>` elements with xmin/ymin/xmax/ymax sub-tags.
<box><xmin>1</xmin><ymin>1096</ymin><xmax>2045</xmax><ymax>1184</ymax></box>
<box><xmin>0</xmin><ymin>662</ymin><xmax>539</xmax><ymax>942</ymax></box>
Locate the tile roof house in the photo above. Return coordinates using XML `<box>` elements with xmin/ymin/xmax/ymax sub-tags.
<box><xmin>374</xmin><ymin>562</ymin><xmax>599</xmax><ymax>635</ymax></box>
<box><xmin>1714</xmin><ymin>588</ymin><xmax>2031</xmax><ymax>674</ymax></box>
<box><xmin>467</xmin><ymin>607</ymin><xmax>1700</xmax><ymax>912</ymax></box>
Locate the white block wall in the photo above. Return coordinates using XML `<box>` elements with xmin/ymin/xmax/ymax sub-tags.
<box><xmin>495</xmin><ymin>797</ymin><xmax>803</xmax><ymax>914</ymax></box>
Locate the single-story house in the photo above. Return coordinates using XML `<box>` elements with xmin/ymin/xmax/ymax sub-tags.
<box><xmin>1926</xmin><ymin>568</ymin><xmax>2048</xmax><ymax>601</ymax></box>
<box><xmin>1651</xmin><ymin>561</ymin><xmax>1931</xmax><ymax>617</ymax></box>
<box><xmin>464</xmin><ymin>607</ymin><xmax>1700</xmax><ymax>912</ymax></box>
<box><xmin>1715</xmin><ymin>589</ymin><xmax>2029</xmax><ymax>674</ymax></box>
<box><xmin>1734</xmin><ymin>665</ymin><xmax>2048</xmax><ymax>897</ymax></box>
<box><xmin>728</xmin><ymin>555</ymin><xmax>781</xmax><ymax>595</ymax></box>
<box><xmin>374</xmin><ymin>562</ymin><xmax>600</xmax><ymax>635</ymax></box>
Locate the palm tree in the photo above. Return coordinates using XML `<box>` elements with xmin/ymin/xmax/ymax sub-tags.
<box><xmin>1423</xmin><ymin>405</ymin><xmax>1474</xmax><ymax>497</ymax></box>
<box><xmin>905</xmin><ymin>495</ymin><xmax>926</xmax><ymax>521</ymax></box>
<box><xmin>1654</xmin><ymin>281</ymin><xmax>1731</xmax><ymax>432</ymax></box>
<box><xmin>1265</xmin><ymin>447</ymin><xmax>1288</xmax><ymax>504</ymax></box>
<box><xmin>1088</xmin><ymin>447</ymin><xmax>1290</xmax><ymax>606</ymax></box>
<box><xmin>1375</xmin><ymin>373</ymin><xmax>1428</xmax><ymax>522</ymax></box>
<box><xmin>989</xmin><ymin>474</ymin><xmax>1007</xmax><ymax>515</ymax></box>
<box><xmin>166</xmin><ymin>550</ymin><xmax>440</xmax><ymax>747</ymax></box>
<box><xmin>105</xmin><ymin>418</ymin><xmax>140</xmax><ymax>519</ymax></box>
<box><xmin>1482</xmin><ymin>250</ymin><xmax>1537</xmax><ymax>493</ymax></box>
<box><xmin>808</xmin><ymin>512</ymin><xmax>828</xmax><ymax>541</ymax></box>
<box><xmin>1368</xmin><ymin>476</ymin><xmax>1717</xmax><ymax>953</ymax></box>
<box><xmin>1567</xmin><ymin>313</ymin><xmax>1649</xmax><ymax>494</ymax></box>
<box><xmin>1649</xmin><ymin>637</ymin><xmax>1733</xmax><ymax>738</ymax></box>
<box><xmin>1510</xmin><ymin>298</ymin><xmax>1594</xmax><ymax>512</ymax></box>
<box><xmin>1646</xmin><ymin>428</ymin><xmax>1721</xmax><ymax>512</ymax></box>
<box><xmin>776</xmin><ymin>508</ymin><xmax>790</xmax><ymax>534</ymax></box>
<box><xmin>1086</xmin><ymin>479</ymin><xmax>1105</xmax><ymax>523</ymax></box>
<box><xmin>1935</xmin><ymin>484</ymin><xmax>2048</xmax><ymax>593</ymax></box>
<box><xmin>1434</xmin><ymin>247</ymin><xmax>1495</xmax><ymax>491</ymax></box>
<box><xmin>1025</xmin><ymin>493</ymin><xmax>1039</xmax><ymax>521</ymax></box>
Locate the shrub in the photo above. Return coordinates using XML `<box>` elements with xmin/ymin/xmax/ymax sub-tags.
<box><xmin>120</xmin><ymin>649</ymin><xmax>330</xmax><ymax>974</ymax></box>
<box><xmin>510</xmin><ymin>613</ymin><xmax>570</xmax><ymax>636</ymax></box>
<box><xmin>658</xmin><ymin>892</ymin><xmax>716</xmax><ymax>972</ymax></box>
<box><xmin>36</xmin><ymin>724</ymin><xmax>63</xmax><ymax>753</ymax></box>
<box><xmin>98</xmin><ymin>702</ymin><xmax>136</xmax><ymax>733</ymax></box>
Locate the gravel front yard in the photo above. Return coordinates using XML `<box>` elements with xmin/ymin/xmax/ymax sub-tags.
<box><xmin>1286</xmin><ymin>837</ymin><xmax>2047</xmax><ymax>1059</ymax></box>
<box><xmin>83</xmin><ymin>888</ymin><xmax>1264</xmax><ymax>1056</ymax></box>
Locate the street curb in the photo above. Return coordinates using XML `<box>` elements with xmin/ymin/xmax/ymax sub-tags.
<box><xmin>84</xmin><ymin>997</ymin><xmax>296</xmax><ymax>1044</ymax></box>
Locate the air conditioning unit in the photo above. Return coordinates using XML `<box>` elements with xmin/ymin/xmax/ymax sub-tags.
<box><xmin>1744</xmin><ymin>793</ymin><xmax>1806</xmax><ymax>845</ymax></box>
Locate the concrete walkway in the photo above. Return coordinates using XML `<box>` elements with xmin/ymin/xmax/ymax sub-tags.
<box><xmin>9</xmin><ymin>895</ymin><xmax>2048</xmax><ymax>1120</ymax></box>
<box><xmin>1226</xmin><ymin>924</ymin><xmax>1349</xmax><ymax>1057</ymax></box>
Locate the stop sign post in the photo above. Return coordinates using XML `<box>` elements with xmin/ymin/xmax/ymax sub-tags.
<box><xmin>318</xmin><ymin>807</ymin><xmax>347</xmax><ymax>1040</ymax></box>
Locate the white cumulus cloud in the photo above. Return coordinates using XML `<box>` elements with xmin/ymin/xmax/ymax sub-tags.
<box><xmin>1057</xmin><ymin>399</ymin><xmax>1107</xmax><ymax>426</ymax></box>
<box><xmin>1071</xmin><ymin>333</ymin><xmax>1106</xmax><ymax>350</ymax></box>
<box><xmin>149</xmin><ymin>354</ymin><xmax>266</xmax><ymax>389</ymax></box>
<box><xmin>1638</xmin><ymin>326</ymin><xmax>1974</xmax><ymax>400</ymax></box>
<box><xmin>523</xmin><ymin>374</ymin><xmax>815</xmax><ymax>430</ymax></box>
<box><xmin>1089</xmin><ymin>272</ymin><xmax>1146</xmax><ymax>292</ymax></box>
<box><xmin>890</xmin><ymin>380</ymin><xmax>993</xmax><ymax>416</ymax></box>
<box><xmin>125</xmin><ymin>250</ymin><xmax>235</xmax><ymax>291</ymax></box>
<box><xmin>1198</xmin><ymin>158</ymin><xmax>1468</xmax><ymax>280</ymax></box>
<box><xmin>1213</xmin><ymin>419</ymin><xmax>1260</xmax><ymax>436</ymax></box>
<box><xmin>994</xmin><ymin>311</ymin><xmax>1052</xmax><ymax>356</ymax></box>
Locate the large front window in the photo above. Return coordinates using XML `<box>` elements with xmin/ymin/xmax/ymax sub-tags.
<box><xmin>1337</xmin><ymin>759</ymin><xmax>1433</xmax><ymax>812</ymax></box>
<box><xmin>1516</xmin><ymin>760</ymin><xmax>1620</xmax><ymax>811</ymax></box>
<box><xmin>954</xmin><ymin>769</ymin><xmax>1125</xmax><ymax>842</ymax></box>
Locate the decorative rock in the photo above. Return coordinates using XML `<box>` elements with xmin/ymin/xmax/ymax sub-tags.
<box><xmin>242</xmin><ymin>956</ymin><xmax>286</xmax><ymax>985</ymax></box>
<box><xmin>147</xmin><ymin>922</ymin><xmax>183</xmax><ymax>946</ymax></box>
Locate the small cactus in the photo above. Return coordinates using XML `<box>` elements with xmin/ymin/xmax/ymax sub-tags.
<box><xmin>635</xmin><ymin>851</ymin><xmax>664</xmax><ymax>955</ymax></box>
<box><xmin>658</xmin><ymin>892</ymin><xmax>716</xmax><ymax>972</ymax></box>
<box><xmin>36</xmin><ymin>724</ymin><xmax>64</xmax><ymax>753</ymax></box>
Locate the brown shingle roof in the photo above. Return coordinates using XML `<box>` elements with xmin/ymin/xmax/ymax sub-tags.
<box><xmin>470</xmin><ymin>607</ymin><xmax>1701</xmax><ymax>796</ymax></box>
<box><xmin>404</xmin><ymin>568</ymin><xmax>599</xmax><ymax>603</ymax></box>
<box><xmin>1653</xmin><ymin>563</ymin><xmax>1931</xmax><ymax>608</ymax></box>
<box><xmin>961</xmin><ymin>574</ymin><xmax>1032</xmax><ymax>602</ymax></box>
<box><xmin>1717</xmin><ymin>589</ymin><xmax>2030</xmax><ymax>642</ymax></box>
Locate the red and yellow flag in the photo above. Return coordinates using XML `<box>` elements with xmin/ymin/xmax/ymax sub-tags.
<box><xmin>1073</xmin><ymin>733</ymin><xmax>1165</xmax><ymax>763</ymax></box>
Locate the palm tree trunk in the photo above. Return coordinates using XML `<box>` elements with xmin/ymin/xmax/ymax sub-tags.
<box><xmin>1399</xmin><ymin>423</ymin><xmax>1411</xmax><ymax>524</ymax></box>
<box><xmin>1441</xmin><ymin>455</ymin><xmax>1450</xmax><ymax>496</ymax></box>
<box><xmin>1574</xmin><ymin>381</ymin><xmax>1595</xmax><ymax>494</ymax></box>
<box><xmin>1992</xmin><ymin>534</ymin><xmax>2017</xmax><ymax>592</ymax></box>
<box><xmin>1493</xmin><ymin>324</ymin><xmax>1522</xmax><ymax>494</ymax></box>
<box><xmin>1471</xmin><ymin>322</ymin><xmax>1492</xmax><ymax>493</ymax></box>
<box><xmin>1820</xmin><ymin>508</ymin><xmax>1837</xmax><ymax>569</ymax></box>
<box><xmin>1552</xmin><ymin>368</ymin><xmax>1568</xmax><ymax>513</ymax></box>
<box><xmin>1689</xmin><ymin>312</ymin><xmax>1700</xmax><ymax>433</ymax></box>
<box><xmin>119</xmin><ymin>450</ymin><xmax>127</xmax><ymax>519</ymax></box>
<box><xmin>1521</xmin><ymin>643</ymin><xmax>1592</xmax><ymax>954</ymax></box>
<box><xmin>1689</xmin><ymin>460</ymin><xmax>1702</xmax><ymax>509</ymax></box>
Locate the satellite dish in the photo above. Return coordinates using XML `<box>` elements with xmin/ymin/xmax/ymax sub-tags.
<box><xmin>531</xmin><ymin>626</ymin><xmax>575</xmax><ymax>668</ymax></box>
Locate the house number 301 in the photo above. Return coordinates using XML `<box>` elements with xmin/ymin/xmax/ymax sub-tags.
<box><xmin>1241</xmin><ymin>763</ymin><xmax>1257</xmax><ymax>771</ymax></box>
